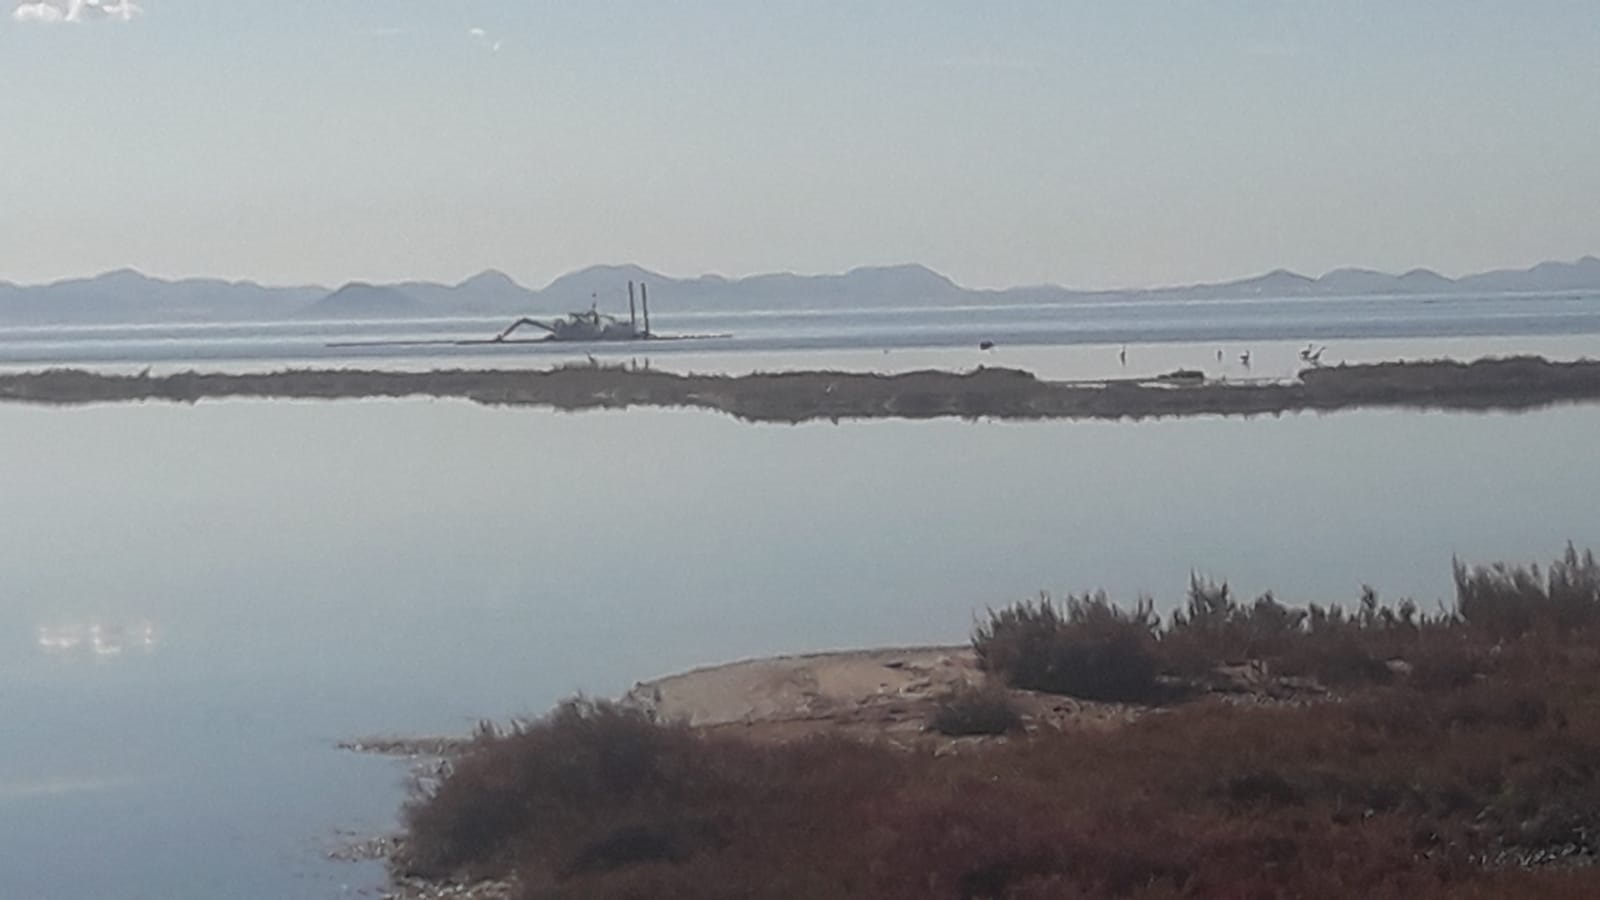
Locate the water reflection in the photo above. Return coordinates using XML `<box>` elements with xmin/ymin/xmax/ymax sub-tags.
<box><xmin>0</xmin><ymin>776</ymin><xmax>143</xmax><ymax>800</ymax></box>
<box><xmin>36</xmin><ymin>621</ymin><xmax>158</xmax><ymax>658</ymax></box>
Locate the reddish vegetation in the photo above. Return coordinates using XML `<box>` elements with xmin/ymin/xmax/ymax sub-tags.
<box><xmin>396</xmin><ymin>547</ymin><xmax>1600</xmax><ymax>898</ymax></box>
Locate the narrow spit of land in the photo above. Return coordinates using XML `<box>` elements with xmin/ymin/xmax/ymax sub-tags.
<box><xmin>3</xmin><ymin>355</ymin><xmax>1599</xmax><ymax>422</ymax></box>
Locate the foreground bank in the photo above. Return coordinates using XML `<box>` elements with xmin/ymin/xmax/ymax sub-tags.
<box><xmin>375</xmin><ymin>547</ymin><xmax>1600</xmax><ymax>899</ymax></box>
<box><xmin>4</xmin><ymin>355</ymin><xmax>1600</xmax><ymax>422</ymax></box>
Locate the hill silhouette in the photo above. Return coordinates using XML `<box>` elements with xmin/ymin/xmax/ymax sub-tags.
<box><xmin>2</xmin><ymin>256</ymin><xmax>1597</xmax><ymax>324</ymax></box>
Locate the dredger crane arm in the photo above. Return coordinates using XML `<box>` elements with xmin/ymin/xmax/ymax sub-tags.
<box><xmin>492</xmin><ymin>317</ymin><xmax>556</xmax><ymax>341</ymax></box>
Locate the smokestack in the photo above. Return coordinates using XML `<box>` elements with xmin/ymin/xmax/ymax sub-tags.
<box><xmin>641</xmin><ymin>283</ymin><xmax>651</xmax><ymax>336</ymax></box>
<box><xmin>628</xmin><ymin>281</ymin><xmax>637</xmax><ymax>331</ymax></box>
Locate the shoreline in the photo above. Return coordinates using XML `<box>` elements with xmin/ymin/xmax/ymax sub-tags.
<box><xmin>344</xmin><ymin>641</ymin><xmax>1328</xmax><ymax>899</ymax></box>
<box><xmin>340</xmin><ymin>645</ymin><xmax>980</xmax><ymax>758</ymax></box>
<box><xmin>340</xmin><ymin>642</ymin><xmax>1159</xmax><ymax>899</ymax></box>
<box><xmin>2</xmin><ymin>355</ymin><xmax>1600</xmax><ymax>422</ymax></box>
<box><xmin>351</xmin><ymin>539</ymin><xmax>1600</xmax><ymax>896</ymax></box>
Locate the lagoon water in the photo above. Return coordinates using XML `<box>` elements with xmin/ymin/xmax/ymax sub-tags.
<box><xmin>3</xmin><ymin>397</ymin><xmax>1599</xmax><ymax>897</ymax></box>
<box><xmin>3</xmin><ymin>293</ymin><xmax>1600</xmax><ymax>898</ymax></box>
<box><xmin>2</xmin><ymin>290</ymin><xmax>1599</xmax><ymax>375</ymax></box>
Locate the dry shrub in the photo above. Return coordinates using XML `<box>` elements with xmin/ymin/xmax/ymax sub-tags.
<box><xmin>978</xmin><ymin>548</ymin><xmax>1598</xmax><ymax>699</ymax></box>
<box><xmin>973</xmin><ymin>592</ymin><xmax>1164</xmax><ymax>702</ymax></box>
<box><xmin>401</xmin><ymin>699</ymin><xmax>719</xmax><ymax>880</ymax></box>
<box><xmin>397</xmin><ymin>547</ymin><xmax>1600</xmax><ymax>899</ymax></box>
<box><xmin>1405</xmin><ymin>632</ymin><xmax>1491</xmax><ymax>691</ymax></box>
<box><xmin>928</xmin><ymin>685</ymin><xmax>1022</xmax><ymax>736</ymax></box>
<box><xmin>1163</xmin><ymin>579</ymin><xmax>1307</xmax><ymax>675</ymax></box>
<box><xmin>400</xmin><ymin>673</ymin><xmax>1600</xmax><ymax>899</ymax></box>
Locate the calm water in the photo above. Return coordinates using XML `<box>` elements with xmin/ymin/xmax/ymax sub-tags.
<box><xmin>2</xmin><ymin>290</ymin><xmax>1598</xmax><ymax>373</ymax></box>
<box><xmin>2</xmin><ymin>395</ymin><xmax>1598</xmax><ymax>897</ymax></box>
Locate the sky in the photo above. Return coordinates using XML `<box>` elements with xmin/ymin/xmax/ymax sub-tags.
<box><xmin>2</xmin><ymin>1</ymin><xmax>1598</xmax><ymax>290</ymax></box>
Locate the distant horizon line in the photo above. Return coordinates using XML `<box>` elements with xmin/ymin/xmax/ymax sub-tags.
<box><xmin>5</xmin><ymin>255</ymin><xmax>1599</xmax><ymax>295</ymax></box>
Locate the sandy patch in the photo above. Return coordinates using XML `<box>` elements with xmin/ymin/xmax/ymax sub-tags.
<box><xmin>624</xmin><ymin>646</ymin><xmax>974</xmax><ymax>725</ymax></box>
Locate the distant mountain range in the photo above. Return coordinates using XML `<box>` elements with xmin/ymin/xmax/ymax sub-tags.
<box><xmin>1</xmin><ymin>257</ymin><xmax>1597</xmax><ymax>325</ymax></box>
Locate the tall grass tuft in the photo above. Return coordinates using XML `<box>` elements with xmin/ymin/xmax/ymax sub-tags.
<box><xmin>1456</xmin><ymin>543</ymin><xmax>1600</xmax><ymax>638</ymax></box>
<box><xmin>973</xmin><ymin>591</ymin><xmax>1164</xmax><ymax>702</ymax></box>
<box><xmin>1161</xmin><ymin>579</ymin><xmax>1307</xmax><ymax>677</ymax></box>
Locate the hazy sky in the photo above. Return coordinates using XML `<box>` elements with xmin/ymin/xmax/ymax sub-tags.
<box><xmin>3</xmin><ymin>1</ymin><xmax>1598</xmax><ymax>289</ymax></box>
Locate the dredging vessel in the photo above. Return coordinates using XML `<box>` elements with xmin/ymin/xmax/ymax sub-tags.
<box><xmin>326</xmin><ymin>280</ymin><xmax>727</xmax><ymax>349</ymax></box>
<box><xmin>490</xmin><ymin>280</ymin><xmax>655</xmax><ymax>342</ymax></box>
